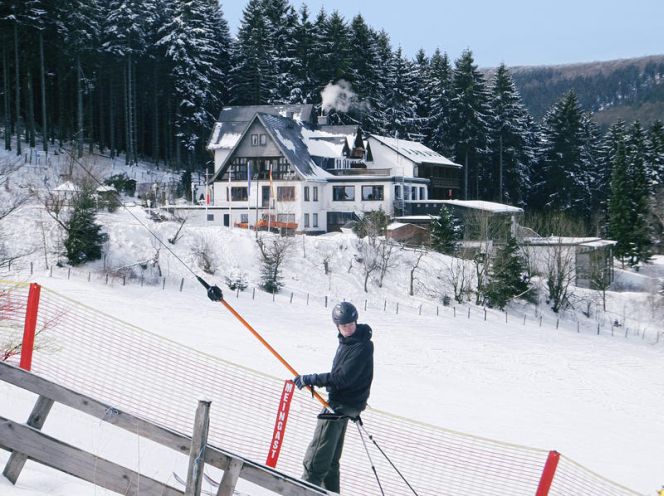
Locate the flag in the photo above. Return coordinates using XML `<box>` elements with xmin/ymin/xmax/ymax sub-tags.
<box><xmin>247</xmin><ymin>161</ymin><xmax>251</xmax><ymax>196</ymax></box>
<box><xmin>269</xmin><ymin>162</ymin><xmax>275</xmax><ymax>200</ymax></box>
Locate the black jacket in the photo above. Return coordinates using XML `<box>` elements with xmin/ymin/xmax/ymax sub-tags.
<box><xmin>313</xmin><ymin>324</ymin><xmax>374</xmax><ymax>410</ymax></box>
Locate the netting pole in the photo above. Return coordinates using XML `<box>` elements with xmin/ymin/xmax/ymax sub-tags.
<box><xmin>536</xmin><ymin>450</ymin><xmax>560</xmax><ymax>496</ymax></box>
<box><xmin>19</xmin><ymin>283</ymin><xmax>41</xmax><ymax>372</ymax></box>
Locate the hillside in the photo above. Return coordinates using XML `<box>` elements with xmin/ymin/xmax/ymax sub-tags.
<box><xmin>503</xmin><ymin>54</ymin><xmax>664</xmax><ymax>126</ymax></box>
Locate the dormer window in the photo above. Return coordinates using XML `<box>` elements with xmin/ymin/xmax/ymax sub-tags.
<box><xmin>251</xmin><ymin>134</ymin><xmax>267</xmax><ymax>146</ymax></box>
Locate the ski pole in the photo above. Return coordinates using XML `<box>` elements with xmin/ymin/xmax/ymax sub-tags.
<box><xmin>197</xmin><ymin>276</ymin><xmax>331</xmax><ymax>410</ymax></box>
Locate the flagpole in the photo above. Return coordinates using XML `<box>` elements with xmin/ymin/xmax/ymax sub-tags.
<box><xmin>268</xmin><ymin>162</ymin><xmax>272</xmax><ymax>233</ymax></box>
<box><xmin>228</xmin><ymin>166</ymin><xmax>232</xmax><ymax>229</ymax></box>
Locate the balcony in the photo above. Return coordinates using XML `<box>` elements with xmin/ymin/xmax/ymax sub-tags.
<box><xmin>327</xmin><ymin>168</ymin><xmax>391</xmax><ymax>177</ymax></box>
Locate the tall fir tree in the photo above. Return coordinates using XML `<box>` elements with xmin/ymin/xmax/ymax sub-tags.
<box><xmin>530</xmin><ymin>90</ymin><xmax>597</xmax><ymax>220</ymax></box>
<box><xmin>624</xmin><ymin>121</ymin><xmax>652</xmax><ymax>266</ymax></box>
<box><xmin>488</xmin><ymin>64</ymin><xmax>535</xmax><ymax>206</ymax></box>
<box><xmin>426</xmin><ymin>49</ymin><xmax>454</xmax><ymax>157</ymax></box>
<box><xmin>646</xmin><ymin>120</ymin><xmax>664</xmax><ymax>190</ymax></box>
<box><xmin>382</xmin><ymin>46</ymin><xmax>420</xmax><ymax>139</ymax></box>
<box><xmin>289</xmin><ymin>5</ymin><xmax>317</xmax><ymax>103</ymax></box>
<box><xmin>448</xmin><ymin>49</ymin><xmax>493</xmax><ymax>200</ymax></box>
<box><xmin>229</xmin><ymin>0</ymin><xmax>274</xmax><ymax>105</ymax></box>
<box><xmin>158</xmin><ymin>0</ymin><xmax>224</xmax><ymax>165</ymax></box>
<box><xmin>607</xmin><ymin>140</ymin><xmax>633</xmax><ymax>266</ymax></box>
<box><xmin>596</xmin><ymin>120</ymin><xmax>627</xmax><ymax>232</ymax></box>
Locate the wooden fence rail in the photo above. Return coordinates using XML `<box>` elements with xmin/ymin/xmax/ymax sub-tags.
<box><xmin>0</xmin><ymin>362</ymin><xmax>329</xmax><ymax>496</ymax></box>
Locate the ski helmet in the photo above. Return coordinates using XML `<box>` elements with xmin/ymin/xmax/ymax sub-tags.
<box><xmin>332</xmin><ymin>302</ymin><xmax>358</xmax><ymax>325</ymax></box>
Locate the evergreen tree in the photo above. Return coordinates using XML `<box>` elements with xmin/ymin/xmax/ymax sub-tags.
<box><xmin>316</xmin><ymin>10</ymin><xmax>350</xmax><ymax>86</ymax></box>
<box><xmin>596</xmin><ymin>120</ymin><xmax>627</xmax><ymax>232</ymax></box>
<box><xmin>158</xmin><ymin>0</ymin><xmax>224</xmax><ymax>164</ymax></box>
<box><xmin>530</xmin><ymin>91</ymin><xmax>596</xmax><ymax>218</ymax></box>
<box><xmin>488</xmin><ymin>64</ymin><xmax>535</xmax><ymax>206</ymax></box>
<box><xmin>65</xmin><ymin>190</ymin><xmax>108</xmax><ymax>265</ymax></box>
<box><xmin>289</xmin><ymin>5</ymin><xmax>317</xmax><ymax>103</ymax></box>
<box><xmin>607</xmin><ymin>141</ymin><xmax>632</xmax><ymax>266</ymax></box>
<box><xmin>229</xmin><ymin>0</ymin><xmax>274</xmax><ymax>104</ymax></box>
<box><xmin>448</xmin><ymin>50</ymin><xmax>493</xmax><ymax>200</ymax></box>
<box><xmin>426</xmin><ymin>49</ymin><xmax>454</xmax><ymax>157</ymax></box>
<box><xmin>382</xmin><ymin>47</ymin><xmax>420</xmax><ymax>139</ymax></box>
<box><xmin>263</xmin><ymin>0</ymin><xmax>297</xmax><ymax>102</ymax></box>
<box><xmin>624</xmin><ymin>121</ymin><xmax>652</xmax><ymax>266</ymax></box>
<box><xmin>646</xmin><ymin>120</ymin><xmax>664</xmax><ymax>190</ymax></box>
<box><xmin>485</xmin><ymin>235</ymin><xmax>529</xmax><ymax>310</ymax></box>
<box><xmin>430</xmin><ymin>206</ymin><xmax>462</xmax><ymax>255</ymax></box>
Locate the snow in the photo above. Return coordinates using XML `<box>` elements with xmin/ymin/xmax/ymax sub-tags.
<box><xmin>1</xmin><ymin>148</ymin><xmax>663</xmax><ymax>495</ymax></box>
<box><xmin>369</xmin><ymin>135</ymin><xmax>461</xmax><ymax>166</ymax></box>
<box><xmin>442</xmin><ymin>199</ymin><xmax>524</xmax><ymax>213</ymax></box>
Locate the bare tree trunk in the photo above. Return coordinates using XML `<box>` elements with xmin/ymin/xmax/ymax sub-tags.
<box><xmin>27</xmin><ymin>69</ymin><xmax>36</xmax><ymax>148</ymax></box>
<box><xmin>76</xmin><ymin>55</ymin><xmax>83</xmax><ymax>158</ymax></box>
<box><xmin>153</xmin><ymin>64</ymin><xmax>159</xmax><ymax>165</ymax></box>
<box><xmin>97</xmin><ymin>70</ymin><xmax>105</xmax><ymax>154</ymax></box>
<box><xmin>123</xmin><ymin>62</ymin><xmax>130</xmax><ymax>164</ymax></box>
<box><xmin>14</xmin><ymin>22</ymin><xmax>22</xmax><ymax>156</ymax></box>
<box><xmin>88</xmin><ymin>71</ymin><xmax>94</xmax><ymax>154</ymax></box>
<box><xmin>109</xmin><ymin>73</ymin><xmax>115</xmax><ymax>158</ymax></box>
<box><xmin>3</xmin><ymin>39</ymin><xmax>11</xmax><ymax>151</ymax></box>
<box><xmin>39</xmin><ymin>31</ymin><xmax>47</xmax><ymax>154</ymax></box>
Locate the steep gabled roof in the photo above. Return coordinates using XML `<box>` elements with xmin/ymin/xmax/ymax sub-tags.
<box><xmin>369</xmin><ymin>135</ymin><xmax>461</xmax><ymax>167</ymax></box>
<box><xmin>209</xmin><ymin>113</ymin><xmax>332</xmax><ymax>183</ymax></box>
<box><xmin>216</xmin><ymin>104</ymin><xmax>316</xmax><ymax>125</ymax></box>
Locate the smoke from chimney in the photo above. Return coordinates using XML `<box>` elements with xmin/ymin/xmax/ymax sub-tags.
<box><xmin>320</xmin><ymin>79</ymin><xmax>357</xmax><ymax>113</ymax></box>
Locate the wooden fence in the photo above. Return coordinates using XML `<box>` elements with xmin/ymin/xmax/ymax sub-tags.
<box><xmin>0</xmin><ymin>361</ymin><xmax>329</xmax><ymax>496</ymax></box>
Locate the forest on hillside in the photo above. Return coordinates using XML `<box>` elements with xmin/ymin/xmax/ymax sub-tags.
<box><xmin>1</xmin><ymin>0</ymin><xmax>663</xmax><ymax>260</ymax></box>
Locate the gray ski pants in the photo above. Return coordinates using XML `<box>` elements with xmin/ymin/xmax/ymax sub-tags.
<box><xmin>302</xmin><ymin>404</ymin><xmax>362</xmax><ymax>494</ymax></box>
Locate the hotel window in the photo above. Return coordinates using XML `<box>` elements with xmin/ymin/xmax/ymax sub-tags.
<box><xmin>304</xmin><ymin>213</ymin><xmax>310</xmax><ymax>228</ymax></box>
<box><xmin>240</xmin><ymin>214</ymin><xmax>248</xmax><ymax>223</ymax></box>
<box><xmin>260</xmin><ymin>133</ymin><xmax>267</xmax><ymax>145</ymax></box>
<box><xmin>333</xmin><ymin>185</ymin><xmax>355</xmax><ymax>201</ymax></box>
<box><xmin>313</xmin><ymin>213</ymin><xmax>318</xmax><ymax>227</ymax></box>
<box><xmin>251</xmin><ymin>134</ymin><xmax>259</xmax><ymax>146</ymax></box>
<box><xmin>231</xmin><ymin>187</ymin><xmax>248</xmax><ymax>201</ymax></box>
<box><xmin>277</xmin><ymin>186</ymin><xmax>295</xmax><ymax>201</ymax></box>
<box><xmin>304</xmin><ymin>186</ymin><xmax>310</xmax><ymax>201</ymax></box>
<box><xmin>313</xmin><ymin>186</ymin><xmax>318</xmax><ymax>201</ymax></box>
<box><xmin>362</xmin><ymin>185</ymin><xmax>384</xmax><ymax>201</ymax></box>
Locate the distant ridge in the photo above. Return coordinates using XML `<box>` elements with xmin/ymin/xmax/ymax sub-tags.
<box><xmin>489</xmin><ymin>54</ymin><xmax>664</xmax><ymax>127</ymax></box>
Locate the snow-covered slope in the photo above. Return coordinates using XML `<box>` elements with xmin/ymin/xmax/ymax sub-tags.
<box><xmin>1</xmin><ymin>149</ymin><xmax>663</xmax><ymax>494</ymax></box>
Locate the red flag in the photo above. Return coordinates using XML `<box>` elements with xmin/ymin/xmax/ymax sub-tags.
<box><xmin>266</xmin><ymin>380</ymin><xmax>295</xmax><ymax>468</ymax></box>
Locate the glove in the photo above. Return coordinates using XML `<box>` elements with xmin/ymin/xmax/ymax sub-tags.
<box><xmin>293</xmin><ymin>374</ymin><xmax>317</xmax><ymax>390</ymax></box>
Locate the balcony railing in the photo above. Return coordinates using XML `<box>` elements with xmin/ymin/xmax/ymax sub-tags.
<box><xmin>327</xmin><ymin>168</ymin><xmax>391</xmax><ymax>176</ymax></box>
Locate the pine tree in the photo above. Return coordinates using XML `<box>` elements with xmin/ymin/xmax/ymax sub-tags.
<box><xmin>607</xmin><ymin>141</ymin><xmax>632</xmax><ymax>266</ymax></box>
<box><xmin>488</xmin><ymin>64</ymin><xmax>535</xmax><ymax>206</ymax></box>
<box><xmin>289</xmin><ymin>5</ymin><xmax>317</xmax><ymax>103</ymax></box>
<box><xmin>485</xmin><ymin>235</ymin><xmax>529</xmax><ymax>309</ymax></box>
<box><xmin>646</xmin><ymin>120</ymin><xmax>664</xmax><ymax>189</ymax></box>
<box><xmin>530</xmin><ymin>91</ymin><xmax>596</xmax><ymax>218</ymax></box>
<box><xmin>625</xmin><ymin>121</ymin><xmax>652</xmax><ymax>267</ymax></box>
<box><xmin>229</xmin><ymin>0</ymin><xmax>274</xmax><ymax>104</ymax></box>
<box><xmin>430</xmin><ymin>206</ymin><xmax>462</xmax><ymax>255</ymax></box>
<box><xmin>158</xmin><ymin>0</ymin><xmax>224</xmax><ymax>165</ymax></box>
<box><xmin>448</xmin><ymin>50</ymin><xmax>493</xmax><ymax>200</ymax></box>
<box><xmin>382</xmin><ymin>47</ymin><xmax>419</xmax><ymax>138</ymax></box>
<box><xmin>65</xmin><ymin>190</ymin><xmax>108</xmax><ymax>265</ymax></box>
<box><xmin>427</xmin><ymin>49</ymin><xmax>454</xmax><ymax>157</ymax></box>
<box><xmin>596</xmin><ymin>121</ymin><xmax>627</xmax><ymax>232</ymax></box>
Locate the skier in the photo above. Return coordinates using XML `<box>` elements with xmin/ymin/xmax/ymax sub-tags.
<box><xmin>293</xmin><ymin>301</ymin><xmax>374</xmax><ymax>493</ymax></box>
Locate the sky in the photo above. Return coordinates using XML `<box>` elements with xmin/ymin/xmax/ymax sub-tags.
<box><xmin>223</xmin><ymin>0</ymin><xmax>664</xmax><ymax>68</ymax></box>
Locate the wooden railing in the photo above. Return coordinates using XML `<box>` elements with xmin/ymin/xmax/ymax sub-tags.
<box><xmin>0</xmin><ymin>362</ymin><xmax>330</xmax><ymax>496</ymax></box>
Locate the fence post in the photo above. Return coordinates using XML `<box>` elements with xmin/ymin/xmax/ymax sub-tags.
<box><xmin>505</xmin><ymin>311</ymin><xmax>507</xmax><ymax>324</ymax></box>
<box><xmin>523</xmin><ymin>314</ymin><xmax>526</xmax><ymax>325</ymax></box>
<box><xmin>272</xmin><ymin>290</ymin><xmax>275</xmax><ymax>302</ymax></box>
<box><xmin>180</xmin><ymin>278</ymin><xmax>184</xmax><ymax>292</ymax></box>
<box><xmin>87</xmin><ymin>272</ymin><xmax>91</xmax><ymax>282</ymax></box>
<box><xmin>162</xmin><ymin>277</ymin><xmax>166</xmax><ymax>290</ymax></box>
<box><xmin>396</xmin><ymin>303</ymin><xmax>399</xmax><ymax>314</ymax></box>
<box><xmin>556</xmin><ymin>319</ymin><xmax>559</xmax><ymax>329</ymax></box>
<box><xmin>49</xmin><ymin>266</ymin><xmax>53</xmax><ymax>277</ymax></box>
<box><xmin>436</xmin><ymin>306</ymin><xmax>439</xmax><ymax>316</ymax></box>
<box><xmin>237</xmin><ymin>288</ymin><xmax>241</xmax><ymax>299</ymax></box>
<box><xmin>67</xmin><ymin>268</ymin><xmax>71</xmax><ymax>280</ymax></box>
<box><xmin>19</xmin><ymin>283</ymin><xmax>42</xmax><ymax>372</ymax></box>
<box><xmin>364</xmin><ymin>299</ymin><xmax>367</xmax><ymax>311</ymax></box>
<box><xmin>539</xmin><ymin>316</ymin><xmax>542</xmax><ymax>327</ymax></box>
<box><xmin>30</xmin><ymin>262</ymin><xmax>33</xmax><ymax>275</ymax></box>
<box><xmin>307</xmin><ymin>293</ymin><xmax>309</xmax><ymax>305</ymax></box>
<box><xmin>325</xmin><ymin>296</ymin><xmax>328</xmax><ymax>308</ymax></box>
<box><xmin>290</xmin><ymin>292</ymin><xmax>293</xmax><ymax>303</ymax></box>
<box><xmin>577</xmin><ymin>322</ymin><xmax>580</xmax><ymax>333</ymax></box>
<box><xmin>418</xmin><ymin>304</ymin><xmax>422</xmax><ymax>316</ymax></box>
<box><xmin>453</xmin><ymin>306</ymin><xmax>456</xmax><ymax>318</ymax></box>
<box><xmin>123</xmin><ymin>276</ymin><xmax>126</xmax><ymax>286</ymax></box>
<box><xmin>185</xmin><ymin>400</ymin><xmax>211</xmax><ymax>496</ymax></box>
<box><xmin>105</xmin><ymin>273</ymin><xmax>109</xmax><ymax>285</ymax></box>
<box><xmin>383</xmin><ymin>299</ymin><xmax>387</xmax><ymax>311</ymax></box>
<box><xmin>252</xmin><ymin>288</ymin><xmax>256</xmax><ymax>300</ymax></box>
<box><xmin>467</xmin><ymin>306</ymin><xmax>470</xmax><ymax>319</ymax></box>
<box><xmin>483</xmin><ymin>308</ymin><xmax>486</xmax><ymax>321</ymax></box>
<box><xmin>536</xmin><ymin>450</ymin><xmax>560</xmax><ymax>496</ymax></box>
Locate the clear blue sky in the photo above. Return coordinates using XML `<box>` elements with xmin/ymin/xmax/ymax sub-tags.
<box><xmin>222</xmin><ymin>0</ymin><xmax>664</xmax><ymax>67</ymax></box>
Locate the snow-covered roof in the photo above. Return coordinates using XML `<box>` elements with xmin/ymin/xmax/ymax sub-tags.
<box><xmin>216</xmin><ymin>104</ymin><xmax>315</xmax><ymax>125</ymax></box>
<box><xmin>53</xmin><ymin>181</ymin><xmax>80</xmax><ymax>192</ymax></box>
<box><xmin>207</xmin><ymin>122</ymin><xmax>242</xmax><ymax>151</ymax></box>
<box><xmin>442</xmin><ymin>200</ymin><xmax>523</xmax><ymax>213</ymax></box>
<box><xmin>387</xmin><ymin>222</ymin><xmax>407</xmax><ymax>230</ymax></box>
<box><xmin>96</xmin><ymin>185</ymin><xmax>117</xmax><ymax>192</ymax></box>
<box><xmin>369</xmin><ymin>135</ymin><xmax>461</xmax><ymax>167</ymax></box>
